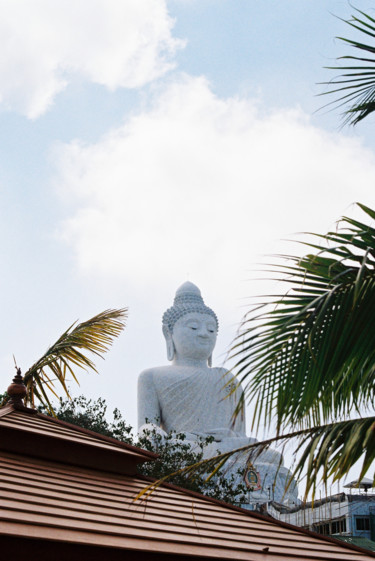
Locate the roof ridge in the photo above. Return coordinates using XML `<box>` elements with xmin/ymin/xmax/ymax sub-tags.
<box><xmin>0</xmin><ymin>403</ymin><xmax>37</xmax><ymax>418</ymax></box>
<box><xmin>0</xmin><ymin>405</ymin><xmax>158</xmax><ymax>471</ymax></box>
<box><xmin>30</xmin><ymin>409</ymin><xmax>158</xmax><ymax>460</ymax></box>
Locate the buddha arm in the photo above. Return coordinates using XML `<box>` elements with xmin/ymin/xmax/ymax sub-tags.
<box><xmin>220</xmin><ymin>369</ymin><xmax>247</xmax><ymax>436</ymax></box>
<box><xmin>226</xmin><ymin>376</ymin><xmax>247</xmax><ymax>436</ymax></box>
<box><xmin>137</xmin><ymin>369</ymin><xmax>162</xmax><ymax>429</ymax></box>
<box><xmin>232</xmin><ymin>403</ymin><xmax>246</xmax><ymax>436</ymax></box>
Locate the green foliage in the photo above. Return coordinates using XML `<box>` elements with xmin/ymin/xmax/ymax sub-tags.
<box><xmin>46</xmin><ymin>396</ymin><xmax>247</xmax><ymax>505</ymax></box>
<box><xmin>230</xmin><ymin>202</ymin><xmax>375</xmax><ymax>498</ymax></box>
<box><xmin>39</xmin><ymin>395</ymin><xmax>133</xmax><ymax>443</ymax></box>
<box><xmin>321</xmin><ymin>8</ymin><xmax>375</xmax><ymax>125</ymax></box>
<box><xmin>137</xmin><ymin>427</ymin><xmax>247</xmax><ymax>504</ymax></box>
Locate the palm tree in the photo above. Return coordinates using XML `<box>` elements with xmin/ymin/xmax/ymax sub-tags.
<box><xmin>321</xmin><ymin>8</ymin><xmax>375</xmax><ymax>125</ymax></box>
<box><xmin>3</xmin><ymin>308</ymin><xmax>127</xmax><ymax>413</ymax></box>
<box><xmin>229</xmin><ymin>202</ymin><xmax>375</xmax><ymax>497</ymax></box>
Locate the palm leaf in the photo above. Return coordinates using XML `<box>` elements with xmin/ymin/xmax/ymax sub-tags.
<box><xmin>320</xmin><ymin>8</ymin><xmax>375</xmax><ymax>125</ymax></box>
<box><xmin>293</xmin><ymin>417</ymin><xmax>375</xmax><ymax>499</ymax></box>
<box><xmin>22</xmin><ymin>308</ymin><xmax>127</xmax><ymax>412</ymax></box>
<box><xmin>231</xmin><ymin>204</ymin><xmax>375</xmax><ymax>437</ymax></box>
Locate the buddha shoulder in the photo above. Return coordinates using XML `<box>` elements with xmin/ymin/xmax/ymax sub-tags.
<box><xmin>138</xmin><ymin>365</ymin><xmax>176</xmax><ymax>384</ymax></box>
<box><xmin>211</xmin><ymin>366</ymin><xmax>235</xmax><ymax>380</ymax></box>
<box><xmin>211</xmin><ymin>367</ymin><xmax>242</xmax><ymax>394</ymax></box>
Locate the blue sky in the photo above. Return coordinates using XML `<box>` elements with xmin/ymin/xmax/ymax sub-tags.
<box><xmin>1</xmin><ymin>1</ymin><xmax>375</xmax><ymax>494</ymax></box>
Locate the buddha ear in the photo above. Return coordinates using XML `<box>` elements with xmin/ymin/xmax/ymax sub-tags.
<box><xmin>166</xmin><ymin>338</ymin><xmax>175</xmax><ymax>361</ymax></box>
<box><xmin>208</xmin><ymin>354</ymin><xmax>212</xmax><ymax>367</ymax></box>
<box><xmin>162</xmin><ymin>325</ymin><xmax>175</xmax><ymax>361</ymax></box>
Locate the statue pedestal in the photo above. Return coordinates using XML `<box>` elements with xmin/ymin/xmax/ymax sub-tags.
<box><xmin>200</xmin><ymin>438</ymin><xmax>298</xmax><ymax>505</ymax></box>
<box><xmin>145</xmin><ymin>430</ymin><xmax>299</xmax><ymax>505</ymax></box>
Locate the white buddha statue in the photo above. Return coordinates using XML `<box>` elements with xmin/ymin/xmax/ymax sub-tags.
<box><xmin>138</xmin><ymin>282</ymin><xmax>298</xmax><ymax>504</ymax></box>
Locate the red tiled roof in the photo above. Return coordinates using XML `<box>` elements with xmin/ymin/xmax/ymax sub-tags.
<box><xmin>0</xmin><ymin>406</ymin><xmax>374</xmax><ymax>560</ymax></box>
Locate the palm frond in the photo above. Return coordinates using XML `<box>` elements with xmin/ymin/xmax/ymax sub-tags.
<box><xmin>231</xmin><ymin>203</ymin><xmax>375</xmax><ymax>434</ymax></box>
<box><xmin>320</xmin><ymin>8</ymin><xmax>375</xmax><ymax>125</ymax></box>
<box><xmin>23</xmin><ymin>308</ymin><xmax>127</xmax><ymax>412</ymax></box>
<box><xmin>136</xmin><ymin>417</ymin><xmax>375</xmax><ymax>501</ymax></box>
<box><xmin>293</xmin><ymin>417</ymin><xmax>375</xmax><ymax>499</ymax></box>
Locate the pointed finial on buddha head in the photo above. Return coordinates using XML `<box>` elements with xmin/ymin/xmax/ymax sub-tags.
<box><xmin>175</xmin><ymin>281</ymin><xmax>202</xmax><ymax>299</ymax></box>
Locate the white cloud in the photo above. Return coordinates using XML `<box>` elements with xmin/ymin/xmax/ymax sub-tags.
<box><xmin>0</xmin><ymin>0</ymin><xmax>182</xmax><ymax>118</ymax></box>
<box><xmin>54</xmin><ymin>75</ymin><xmax>375</xmax><ymax>323</ymax></box>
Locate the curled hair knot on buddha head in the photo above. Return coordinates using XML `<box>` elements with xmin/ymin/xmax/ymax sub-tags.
<box><xmin>162</xmin><ymin>281</ymin><xmax>219</xmax><ymax>365</ymax></box>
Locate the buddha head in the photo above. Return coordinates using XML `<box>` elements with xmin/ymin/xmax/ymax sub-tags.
<box><xmin>162</xmin><ymin>282</ymin><xmax>219</xmax><ymax>365</ymax></box>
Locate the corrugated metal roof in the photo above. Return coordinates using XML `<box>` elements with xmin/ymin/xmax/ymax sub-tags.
<box><xmin>336</xmin><ymin>537</ymin><xmax>375</xmax><ymax>552</ymax></box>
<box><xmin>0</xmin><ymin>450</ymin><xmax>373</xmax><ymax>560</ymax></box>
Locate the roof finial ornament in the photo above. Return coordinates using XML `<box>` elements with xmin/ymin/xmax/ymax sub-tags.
<box><xmin>7</xmin><ymin>366</ymin><xmax>27</xmax><ymax>407</ymax></box>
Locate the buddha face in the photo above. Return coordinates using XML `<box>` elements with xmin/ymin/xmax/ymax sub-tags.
<box><xmin>171</xmin><ymin>312</ymin><xmax>217</xmax><ymax>362</ymax></box>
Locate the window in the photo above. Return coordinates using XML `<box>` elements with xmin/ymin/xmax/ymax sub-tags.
<box><xmin>313</xmin><ymin>518</ymin><xmax>346</xmax><ymax>536</ymax></box>
<box><xmin>356</xmin><ymin>517</ymin><xmax>370</xmax><ymax>531</ymax></box>
<box><xmin>332</xmin><ymin>519</ymin><xmax>347</xmax><ymax>534</ymax></box>
<box><xmin>314</xmin><ymin>522</ymin><xmax>330</xmax><ymax>536</ymax></box>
